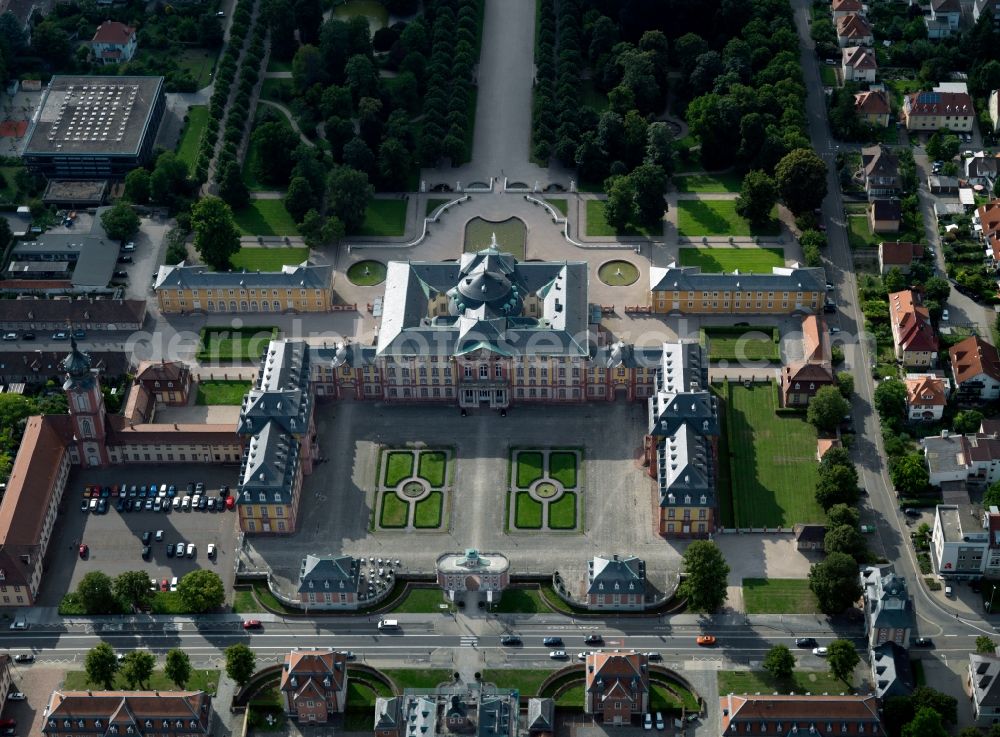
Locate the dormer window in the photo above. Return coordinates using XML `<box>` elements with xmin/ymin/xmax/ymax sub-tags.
<box><xmin>291</xmin><ymin>677</ymin><xmax>298</xmax><ymax>687</ymax></box>
<box><xmin>258</xmin><ymin>493</ymin><xmax>266</xmax><ymax>502</ymax></box>
<box><xmin>127</xmin><ymin>727</ymin><xmax>134</xmax><ymax>734</ymax></box>
<box><xmin>49</xmin><ymin>721</ymin><xmax>56</xmax><ymax>729</ymax></box>
<box><xmin>175</xmin><ymin>721</ymin><xmax>183</xmax><ymax>728</ymax></box>
<box><xmin>78</xmin><ymin>719</ymin><xmax>85</xmax><ymax>728</ymax></box>
<box><xmin>63</xmin><ymin>720</ymin><xmax>71</xmax><ymax>729</ymax></box>
<box><xmin>162</xmin><ymin>720</ymin><xmax>169</xmax><ymax>728</ymax></box>
<box><xmin>95</xmin><ymin>721</ymin><xmax>102</xmax><ymax>729</ymax></box>
<box><xmin>145</xmin><ymin>720</ymin><xmax>153</xmax><ymax>729</ymax></box>
<box><xmin>189</xmin><ymin>720</ymin><xmax>198</xmax><ymax>728</ymax></box>
<box><xmin>110</xmin><ymin>726</ymin><xmax>118</xmax><ymax>734</ymax></box>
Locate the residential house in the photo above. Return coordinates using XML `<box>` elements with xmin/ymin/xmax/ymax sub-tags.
<box><xmin>134</xmin><ymin>360</ymin><xmax>192</xmax><ymax>405</ymax></box>
<box><xmin>153</xmin><ymin>261</ymin><xmax>335</xmax><ymax>314</ymax></box>
<box><xmin>91</xmin><ymin>21</ymin><xmax>137</xmax><ymax>65</ymax></box>
<box><xmin>837</xmin><ymin>14</ymin><xmax>874</xmax><ymax>46</ymax></box>
<box><xmin>871</xmin><ymin>642</ymin><xmax>914</xmax><ymax>700</ymax></box>
<box><xmin>296</xmin><ymin>554</ymin><xmax>360</xmax><ymax>610</ymax></box>
<box><xmin>950</xmin><ymin>336</ymin><xmax>1000</xmax><ymax>402</ymax></box>
<box><xmin>584</xmin><ymin>651</ymin><xmax>649</xmax><ymax>724</ymax></box>
<box><xmin>649</xmin><ymin>264</ymin><xmax>826</xmax><ymax>315</ymax></box>
<box><xmin>969</xmin><ymin>653</ymin><xmax>1000</xmax><ymax>726</ymax></box>
<box><xmin>861</xmin><ymin>145</ymin><xmax>900</xmax><ymax>199</ymax></box>
<box><xmin>860</xmin><ymin>566</ymin><xmax>915</xmax><ymax>648</ymax></box>
<box><xmin>922</xmin><ymin>431</ymin><xmax>1000</xmax><ymax>487</ymax></box>
<box><xmin>870</xmin><ymin>199</ymin><xmax>902</xmax><ymax>233</ymax></box>
<box><xmin>888</xmin><ymin>290</ymin><xmax>938</xmax><ymax>367</ymax></box>
<box><xmin>989</xmin><ymin>89</ymin><xmax>1000</xmax><ymax>133</ymax></box>
<box><xmin>927</xmin><ymin>175</ymin><xmax>960</xmax><ymax>194</ymax></box>
<box><xmin>966</xmin><ymin>153</ymin><xmax>999</xmax><ymax>190</ymax></box>
<box><xmin>905</xmin><ymin>373</ymin><xmax>948</xmax><ymax>422</ymax></box>
<box><xmin>586</xmin><ymin>554</ymin><xmax>646</xmax><ymax>610</ymax></box>
<box><xmin>374</xmin><ymin>684</ymin><xmax>522</xmax><ymax>737</ymax></box>
<box><xmin>842</xmin><ymin>46</ymin><xmax>877</xmax><ymax>83</ymax></box>
<box><xmin>279</xmin><ymin>649</ymin><xmax>348</xmax><ymax>723</ymax></box>
<box><xmin>720</xmin><ymin>695</ymin><xmax>884</xmax><ymax>737</ymax></box>
<box><xmin>932</xmin><ymin>504</ymin><xmax>988</xmax><ymax>578</ymax></box>
<box><xmin>855</xmin><ymin>89</ymin><xmax>890</xmax><ymax>127</ymax></box>
<box><xmin>794</xmin><ymin>524</ymin><xmax>826</xmax><ymax>551</ymax></box>
<box><xmin>42</xmin><ymin>691</ymin><xmax>213</xmax><ymax>737</ymax></box>
<box><xmin>781</xmin><ymin>315</ymin><xmax>835</xmax><ymax>406</ymax></box>
<box><xmin>902</xmin><ymin>90</ymin><xmax>975</xmax><ymax>131</ymax></box>
<box><xmin>926</xmin><ymin>0</ymin><xmax>961</xmax><ymax>37</ymax></box>
<box><xmin>831</xmin><ymin>0</ymin><xmax>864</xmax><ymax>18</ymax></box>
<box><xmin>983</xmin><ymin>505</ymin><xmax>1000</xmax><ymax>579</ymax></box>
<box><xmin>974</xmin><ymin>0</ymin><xmax>1000</xmax><ymax>25</ymax></box>
<box><xmin>878</xmin><ymin>241</ymin><xmax>924</xmax><ymax>275</ymax></box>
<box><xmin>977</xmin><ymin>200</ymin><xmax>1000</xmax><ymax>266</ymax></box>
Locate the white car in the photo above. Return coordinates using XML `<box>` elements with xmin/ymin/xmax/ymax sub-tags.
<box><xmin>186</xmin><ymin>543</ymin><xmax>196</xmax><ymax>558</ymax></box>
<box><xmin>644</xmin><ymin>713</ymin><xmax>653</xmax><ymax>730</ymax></box>
<box><xmin>170</xmin><ymin>576</ymin><xmax>178</xmax><ymax>592</ymax></box>
<box><xmin>656</xmin><ymin>712</ymin><xmax>665</xmax><ymax>730</ymax></box>
<box><xmin>812</xmin><ymin>647</ymin><xmax>829</xmax><ymax>656</ymax></box>
<box><xmin>207</xmin><ymin>543</ymin><xmax>217</xmax><ymax>558</ymax></box>
<box><xmin>7</xmin><ymin>692</ymin><xmax>25</xmax><ymax>701</ymax></box>
<box><xmin>941</xmin><ymin>309</ymin><xmax>950</xmax><ymax>321</ymax></box>
<box><xmin>548</xmin><ymin>650</ymin><xmax>567</xmax><ymax>659</ymax></box>
<box><xmin>172</xmin><ymin>496</ymin><xmax>182</xmax><ymax>510</ymax></box>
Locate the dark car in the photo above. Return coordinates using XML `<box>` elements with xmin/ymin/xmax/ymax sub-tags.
<box><xmin>500</xmin><ymin>635</ymin><xmax>522</xmax><ymax>646</ymax></box>
<box><xmin>166</xmin><ymin>543</ymin><xmax>175</xmax><ymax>558</ymax></box>
<box><xmin>823</xmin><ymin>304</ymin><xmax>837</xmax><ymax>314</ymax></box>
<box><xmin>115</xmin><ymin>499</ymin><xmax>125</xmax><ymax>512</ymax></box>
<box><xmin>141</xmin><ymin>546</ymin><xmax>151</xmax><ymax>560</ymax></box>
<box><xmin>97</xmin><ymin>499</ymin><xmax>108</xmax><ymax>514</ymax></box>
<box><xmin>913</xmin><ymin>637</ymin><xmax>934</xmax><ymax>647</ymax></box>
<box><xmin>220</xmin><ymin>485</ymin><xmax>230</xmax><ymax>498</ymax></box>
<box><xmin>117</xmin><ymin>255</ymin><xmax>133</xmax><ymax>264</ymax></box>
<box><xmin>542</xmin><ymin>637</ymin><xmax>563</xmax><ymax>647</ymax></box>
<box><xmin>795</xmin><ymin>637</ymin><xmax>817</xmax><ymax>648</ymax></box>
<box><xmin>904</xmin><ymin>508</ymin><xmax>921</xmax><ymax>517</ymax></box>
<box><xmin>141</xmin><ymin>531</ymin><xmax>151</xmax><ymax>544</ymax></box>
<box><xmin>13</xmin><ymin>655</ymin><xmax>33</xmax><ymax>663</ymax></box>
<box><xmin>22</xmin><ymin>332</ymin><xmax>34</xmax><ymax>340</ymax></box>
<box><xmin>72</xmin><ymin>330</ymin><xmax>85</xmax><ymax>339</ymax></box>
<box><xmin>113</xmin><ymin>271</ymin><xmax>128</xmax><ymax>279</ymax></box>
<box><xmin>584</xmin><ymin>634</ymin><xmax>604</xmax><ymax>645</ymax></box>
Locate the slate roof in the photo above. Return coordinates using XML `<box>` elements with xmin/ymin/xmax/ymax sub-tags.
<box><xmin>154</xmin><ymin>261</ymin><xmax>332</xmax><ymax>291</ymax></box>
<box><xmin>298</xmin><ymin>554</ymin><xmax>360</xmax><ymax>594</ymax></box>
<box><xmin>238</xmin><ymin>340</ymin><xmax>312</xmax><ymax>437</ymax></box>
<box><xmin>649</xmin><ymin>264</ymin><xmax>825</xmax><ymax>296</ymax></box>
<box><xmin>862</xmin><ymin>145</ymin><xmax>899</xmax><ymax>189</ymax></box>
<box><xmin>237</xmin><ymin>422</ymin><xmax>300</xmax><ymax>505</ymax></box>
<box><xmin>0</xmin><ymin>349</ymin><xmax>130</xmax><ymax>383</ymax></box>
<box><xmin>861</xmin><ymin>567</ymin><xmax>915</xmax><ymax>631</ymax></box>
<box><xmin>871</xmin><ymin>199</ymin><xmax>902</xmax><ymax>222</ymax></box>
<box><xmin>585</xmin><ymin>651</ymin><xmax>649</xmax><ymax>705</ymax></box>
<box><xmin>526</xmin><ymin>698</ymin><xmax>554</xmax><ymax>733</ymax></box>
<box><xmin>587</xmin><ymin>554</ymin><xmax>646</xmax><ymax>596</ymax></box>
<box><xmin>872</xmin><ymin>642</ymin><xmax>914</xmax><ymax>700</ymax></box>
<box><xmin>377</xmin><ymin>244</ymin><xmax>590</xmax><ymax>358</ymax></box>
<box><xmin>0</xmin><ymin>298</ymin><xmax>146</xmax><ymax>328</ymax></box>
<box><xmin>280</xmin><ymin>650</ymin><xmax>346</xmax><ymax>701</ymax></box>
<box><xmin>970</xmin><ymin>654</ymin><xmax>1000</xmax><ymax>710</ymax></box>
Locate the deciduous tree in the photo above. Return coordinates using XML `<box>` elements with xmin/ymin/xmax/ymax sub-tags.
<box><xmin>809</xmin><ymin>552</ymin><xmax>862</xmax><ymax>614</ymax></box>
<box><xmin>120</xmin><ymin>651</ymin><xmax>155</xmax><ymax>689</ymax></box>
<box><xmin>890</xmin><ymin>454</ymin><xmax>929</xmax><ymax>497</ymax></box>
<box><xmin>113</xmin><ymin>570</ymin><xmax>152</xmax><ymax>612</ymax></box>
<box><xmin>824</xmin><ymin>524</ymin><xmax>867</xmax><ymax>563</ymax></box>
<box><xmin>225</xmin><ymin>643</ymin><xmax>256</xmax><ymax>686</ymax></box>
<box><xmin>85</xmin><ymin>643</ymin><xmax>119</xmax><ymax>689</ymax></box>
<box><xmin>78</xmin><ymin>571</ymin><xmax>117</xmax><ymax>614</ymax></box>
<box><xmin>807</xmin><ymin>386</ymin><xmax>849</xmax><ymax>434</ymax></box>
<box><xmin>762</xmin><ymin>644</ymin><xmax>795</xmax><ymax>681</ymax></box>
<box><xmin>177</xmin><ymin>569</ymin><xmax>226</xmax><ymax>613</ymax></box>
<box><xmin>775</xmin><ymin>148</ymin><xmax>828</xmax><ymax>215</ymax></box>
<box><xmin>679</xmin><ymin>541</ymin><xmax>729</xmax><ymax>612</ymax></box>
<box><xmin>827</xmin><ymin>639</ymin><xmax>859</xmax><ymax>683</ymax></box>
<box><xmin>191</xmin><ymin>197</ymin><xmax>240</xmax><ymax>271</ymax></box>
<box><xmin>326</xmin><ymin>166</ymin><xmax>373</xmax><ymax>234</ymax></box>
<box><xmin>123</xmin><ymin>168</ymin><xmax>151</xmax><ymax>204</ymax></box>
<box><xmin>954</xmin><ymin>410</ymin><xmax>984</xmax><ymax>435</ymax></box>
<box><xmin>100</xmin><ymin>202</ymin><xmax>140</xmax><ymax>242</ymax></box>
<box><xmin>165</xmin><ymin>649</ymin><xmax>192</xmax><ymax>689</ymax></box>
<box><xmin>903</xmin><ymin>708</ymin><xmax>947</xmax><ymax>737</ymax></box>
<box><xmin>736</xmin><ymin>170</ymin><xmax>778</xmax><ymax>227</ymax></box>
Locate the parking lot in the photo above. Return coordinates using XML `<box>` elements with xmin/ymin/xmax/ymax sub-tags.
<box><xmin>39</xmin><ymin>464</ymin><xmax>242</xmax><ymax>606</ymax></box>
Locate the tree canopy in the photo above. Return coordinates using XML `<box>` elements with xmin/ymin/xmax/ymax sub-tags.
<box><xmin>775</xmin><ymin>148</ymin><xmax>828</xmax><ymax>214</ymax></box>
<box><xmin>762</xmin><ymin>644</ymin><xmax>795</xmax><ymax>681</ymax></box>
<box><xmin>177</xmin><ymin>569</ymin><xmax>226</xmax><ymax>613</ymax></box>
<box><xmin>191</xmin><ymin>197</ymin><xmax>241</xmax><ymax>271</ymax></box>
<box><xmin>85</xmin><ymin>643</ymin><xmax>119</xmax><ymax>689</ymax></box>
<box><xmin>100</xmin><ymin>202</ymin><xmax>140</xmax><ymax>242</ymax></box>
<box><xmin>809</xmin><ymin>552</ymin><xmax>862</xmax><ymax>614</ymax></box>
<box><xmin>679</xmin><ymin>540</ymin><xmax>730</xmax><ymax>612</ymax></box>
<box><xmin>827</xmin><ymin>639</ymin><xmax>859</xmax><ymax>683</ymax></box>
<box><xmin>225</xmin><ymin>643</ymin><xmax>256</xmax><ymax>686</ymax></box>
<box><xmin>807</xmin><ymin>386</ymin><xmax>849</xmax><ymax>434</ymax></box>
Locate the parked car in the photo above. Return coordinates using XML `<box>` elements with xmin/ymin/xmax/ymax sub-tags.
<box><xmin>656</xmin><ymin>713</ymin><xmax>665</xmax><ymax>731</ymax></box>
<box><xmin>7</xmin><ymin>693</ymin><xmax>25</xmax><ymax>702</ymax></box>
<box><xmin>21</xmin><ymin>332</ymin><xmax>34</xmax><ymax>340</ymax></box>
<box><xmin>186</xmin><ymin>543</ymin><xmax>195</xmax><ymax>558</ymax></box>
<box><xmin>904</xmin><ymin>508</ymin><xmax>921</xmax><ymax>518</ymax></box>
<box><xmin>166</xmin><ymin>543</ymin><xmax>175</xmax><ymax>558</ymax></box>
<box><xmin>913</xmin><ymin>637</ymin><xmax>934</xmax><ymax>647</ymax></box>
<box><xmin>141</xmin><ymin>546</ymin><xmax>151</xmax><ymax>560</ymax></box>
<box><xmin>52</xmin><ymin>331</ymin><xmax>68</xmax><ymax>340</ymax></box>
<box><xmin>224</xmin><ymin>496</ymin><xmax>236</xmax><ymax>510</ymax></box>
<box><xmin>117</xmin><ymin>255</ymin><xmax>132</xmax><ymax>264</ymax></box>
<box><xmin>338</xmin><ymin>650</ymin><xmax>356</xmax><ymax>660</ymax></box>
<box><xmin>141</xmin><ymin>531</ymin><xmax>151</xmax><ymax>544</ymax></box>
<box><xmin>122</xmin><ymin>242</ymin><xmax>135</xmax><ymax>252</ymax></box>
<box><xmin>644</xmin><ymin>714</ymin><xmax>653</xmax><ymax>730</ymax></box>
<box><xmin>2</xmin><ymin>332</ymin><xmax>16</xmax><ymax>341</ymax></box>
<box><xmin>78</xmin><ymin>544</ymin><xmax>88</xmax><ymax>559</ymax></box>
<box><xmin>13</xmin><ymin>655</ymin><xmax>33</xmax><ymax>663</ymax></box>
<box><xmin>80</xmin><ymin>500</ymin><xmax>89</xmax><ymax>513</ymax></box>
<box><xmin>584</xmin><ymin>634</ymin><xmax>603</xmax><ymax>645</ymax></box>
<box><xmin>645</xmin><ymin>651</ymin><xmax>662</xmax><ymax>661</ymax></box>
<box><xmin>72</xmin><ymin>330</ymin><xmax>85</xmax><ymax>339</ymax></box>
<box><xmin>207</xmin><ymin>543</ymin><xmax>217</xmax><ymax>558</ymax></box>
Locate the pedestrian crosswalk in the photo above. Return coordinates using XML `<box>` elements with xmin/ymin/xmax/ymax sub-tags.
<box><xmin>460</xmin><ymin>636</ymin><xmax>478</xmax><ymax>648</ymax></box>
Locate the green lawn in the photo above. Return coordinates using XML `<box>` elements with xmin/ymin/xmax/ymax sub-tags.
<box><xmin>333</xmin><ymin>0</ymin><xmax>389</xmax><ymax>29</ymax></box>
<box><xmin>549</xmin><ymin>451</ymin><xmax>577</xmax><ymax>487</ymax></box>
<box><xmin>679</xmin><ymin>247</ymin><xmax>784</xmax><ymax>273</ymax></box>
<box><xmin>260</xmin><ymin>78</ymin><xmax>293</xmax><ymax>102</ymax></box>
<box><xmin>266</xmin><ymin>57</ymin><xmax>293</xmax><ymax>73</ymax></box>
<box><xmin>197</xmin><ymin>327</ymin><xmax>278</xmax><ymax>362</ymax></box>
<box><xmin>354</xmin><ymin>199</ymin><xmax>407</xmax><ymax>237</ymax></box>
<box><xmin>847</xmin><ymin>215</ymin><xmax>877</xmax><ymax>249</ymax></box>
<box><xmin>885</xmin><ymin>78</ymin><xmax>922</xmax><ymax>108</ymax></box>
<box><xmin>393</xmin><ymin>588</ymin><xmax>454</xmax><ymax>613</ymax></box>
<box><xmin>516</xmin><ymin>452</ymin><xmax>544</xmax><ymax>488</ymax></box>
<box><xmin>650</xmin><ymin>682</ymin><xmax>701</xmax><ymax>712</ymax></box>
<box><xmin>347</xmin><ymin>260</ymin><xmax>387</xmax><ymax>286</ymax></box>
<box><xmin>379</xmin><ymin>492</ymin><xmax>408</xmax><ymax>528</ymax></box>
<box><xmin>556</xmin><ymin>684</ymin><xmax>585</xmax><ymax>707</ymax></box>
<box><xmin>676</xmin><ymin>200</ymin><xmax>780</xmax><ymax>237</ymax></box>
<box><xmin>726</xmin><ymin>383</ymin><xmax>824</xmax><ymax>527</ymax></box>
<box><xmin>702</xmin><ymin>326</ymin><xmax>780</xmax><ymax>363</ymax></box>
<box><xmin>482</xmin><ymin>669</ymin><xmax>551</xmax><ymax>695</ymax></box>
<box><xmin>230</xmin><ymin>246</ymin><xmax>308</xmax><ymax>271</ymax></box>
<box><xmin>548</xmin><ymin>493</ymin><xmax>576</xmax><ymax>529</ymax></box>
<box><xmin>464</xmin><ymin>217</ymin><xmax>527</xmax><ymax>259</ymax></box>
<box><xmin>717</xmin><ymin>670</ymin><xmax>852</xmax><ymax>695</ymax></box>
<box><xmin>492</xmin><ymin>587</ymin><xmax>549</xmax><ymax>613</ymax></box>
<box><xmin>63</xmin><ymin>669</ymin><xmax>219</xmax><ymax>694</ymax></box>
<box><xmin>425</xmin><ymin>198</ymin><xmax>450</xmax><ymax>217</ymax></box>
<box><xmin>177</xmin><ymin>48</ymin><xmax>217</xmax><ymax>89</ymax></box>
<box><xmin>176</xmin><ymin>105</ymin><xmax>209</xmax><ymax>174</ymax></box>
<box><xmin>546</xmin><ymin>198</ymin><xmax>568</xmax><ymax>216</ymax></box>
<box><xmin>232</xmin><ymin>589</ymin><xmax>260</xmax><ymax>613</ymax></box>
<box><xmin>586</xmin><ymin>199</ymin><xmax>659</xmax><ymax>237</ymax></box>
<box><xmin>674</xmin><ymin>172</ymin><xmax>744</xmax><ymax>193</ymax></box>
<box><xmin>417</xmin><ymin>451</ymin><xmax>447</xmax><ymax>487</ymax></box>
<box><xmin>382</xmin><ymin>669</ymin><xmax>454</xmax><ymax>690</ymax></box>
<box><xmin>385</xmin><ymin>452</ymin><xmax>415</xmax><ymax>487</ymax></box>
<box><xmin>514</xmin><ymin>493</ymin><xmax>543</xmax><ymax>528</ymax></box>
<box><xmin>413</xmin><ymin>491</ymin><xmax>443</xmax><ymax>528</ymax></box>
<box><xmin>819</xmin><ymin>65</ymin><xmax>837</xmax><ymax>87</ymax></box>
<box><xmin>0</xmin><ymin>165</ymin><xmax>24</xmax><ymax>202</ymax></box>
<box><xmin>233</xmin><ymin>201</ymin><xmax>300</xmax><ymax>236</ymax></box>
<box><xmin>195</xmin><ymin>380</ymin><xmax>251</xmax><ymax>405</ymax></box>
<box><xmin>743</xmin><ymin>578</ymin><xmax>820</xmax><ymax>613</ymax></box>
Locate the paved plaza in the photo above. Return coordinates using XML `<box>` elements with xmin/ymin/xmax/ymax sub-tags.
<box><xmin>248</xmin><ymin>400</ymin><xmax>683</xmax><ymax>592</ymax></box>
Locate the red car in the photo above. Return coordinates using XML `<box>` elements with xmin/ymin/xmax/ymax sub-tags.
<box><xmin>78</xmin><ymin>544</ymin><xmax>88</xmax><ymax>559</ymax></box>
<box><xmin>160</xmin><ymin>579</ymin><xmax>169</xmax><ymax>592</ymax></box>
<box><xmin>224</xmin><ymin>496</ymin><xmax>235</xmax><ymax>510</ymax></box>
<box><xmin>243</xmin><ymin>619</ymin><xmax>262</xmax><ymax>630</ymax></box>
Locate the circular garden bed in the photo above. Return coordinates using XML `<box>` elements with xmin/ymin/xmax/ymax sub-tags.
<box><xmin>347</xmin><ymin>260</ymin><xmax>387</xmax><ymax>286</ymax></box>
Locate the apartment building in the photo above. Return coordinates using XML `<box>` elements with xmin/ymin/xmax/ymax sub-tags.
<box><xmin>888</xmin><ymin>290</ymin><xmax>938</xmax><ymax>367</ymax></box>
<box><xmin>902</xmin><ymin>90</ymin><xmax>975</xmax><ymax>131</ymax></box>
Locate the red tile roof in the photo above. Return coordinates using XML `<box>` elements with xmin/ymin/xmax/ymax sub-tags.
<box><xmin>136</xmin><ymin>360</ymin><xmax>190</xmax><ymax>383</ymax></box>
<box><xmin>837</xmin><ymin>14</ymin><xmax>872</xmax><ymax>38</ymax></box>
<box><xmin>801</xmin><ymin>315</ymin><xmax>831</xmax><ymax>364</ymax></box>
<box><xmin>280</xmin><ymin>650</ymin><xmax>347</xmax><ymax>695</ymax></box>
<box><xmin>92</xmin><ymin>20</ymin><xmax>135</xmax><ymax>45</ymax></box>
<box><xmin>855</xmin><ymin>90</ymin><xmax>890</xmax><ymax>116</ymax></box>
<box><xmin>880</xmin><ymin>241</ymin><xmax>924</xmax><ymax>266</ymax></box>
<box><xmin>585</xmin><ymin>651</ymin><xmax>649</xmax><ymax>705</ymax></box>
<box><xmin>890</xmin><ymin>290</ymin><xmax>938</xmax><ymax>354</ymax></box>
<box><xmin>950</xmin><ymin>336</ymin><xmax>1000</xmax><ymax>385</ymax></box>
<box><xmin>843</xmin><ymin>46</ymin><xmax>877</xmax><ymax>70</ymax></box>
<box><xmin>906</xmin><ymin>375</ymin><xmax>947</xmax><ymax>407</ymax></box>
<box><xmin>0</xmin><ymin>416</ymin><xmax>69</xmax><ymax>547</ymax></box>
<box><xmin>721</xmin><ymin>694</ymin><xmax>884</xmax><ymax>737</ymax></box>
<box><xmin>906</xmin><ymin>91</ymin><xmax>974</xmax><ymax>117</ymax></box>
<box><xmin>44</xmin><ymin>691</ymin><xmax>211</xmax><ymax>737</ymax></box>
<box><xmin>831</xmin><ymin>0</ymin><xmax>863</xmax><ymax>11</ymax></box>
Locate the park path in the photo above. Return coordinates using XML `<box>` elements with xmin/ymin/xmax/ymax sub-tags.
<box><xmin>258</xmin><ymin>99</ymin><xmax>315</xmax><ymax>148</ymax></box>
